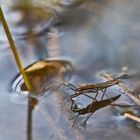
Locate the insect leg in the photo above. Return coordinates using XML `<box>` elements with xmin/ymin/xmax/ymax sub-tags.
<box><xmin>103</xmin><ymin>92</ymin><xmax>116</xmax><ymax>104</ymax></box>
<box><xmin>101</xmin><ymin>88</ymin><xmax>107</xmax><ymax>100</ymax></box>
<box><xmin>82</xmin><ymin>112</ymin><xmax>94</xmax><ymax>127</ymax></box>
<box><xmin>94</xmin><ymin>91</ymin><xmax>99</xmax><ymax>101</ymax></box>
<box><xmin>83</xmin><ymin>93</ymin><xmax>97</xmax><ymax>101</ymax></box>
<box><xmin>78</xmin><ymin>90</ymin><xmax>98</xmax><ymax>101</ymax></box>
<box><xmin>82</xmin><ymin>90</ymin><xmax>99</xmax><ymax>101</ymax></box>
<box><xmin>101</xmin><ymin>89</ymin><xmax>117</xmax><ymax>104</ymax></box>
<box><xmin>72</xmin><ymin>113</ymin><xmax>80</xmax><ymax>127</ymax></box>
<box><xmin>70</xmin><ymin>95</ymin><xmax>78</xmax><ymax>110</ymax></box>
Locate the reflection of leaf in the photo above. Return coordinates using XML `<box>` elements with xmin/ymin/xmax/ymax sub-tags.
<box><xmin>11</xmin><ymin>0</ymin><xmax>85</xmax><ymax>37</ymax></box>
<box><xmin>12</xmin><ymin>5</ymin><xmax>55</xmax><ymax>24</ymax></box>
<box><xmin>12</xmin><ymin>0</ymin><xmax>84</xmax><ymax>23</ymax></box>
<box><xmin>73</xmin><ymin>94</ymin><xmax>121</xmax><ymax>115</ymax></box>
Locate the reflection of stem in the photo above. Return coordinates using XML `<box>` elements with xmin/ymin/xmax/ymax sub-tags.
<box><xmin>47</xmin><ymin>28</ymin><xmax>60</xmax><ymax>57</ymax></box>
<box><xmin>27</xmin><ymin>97</ymin><xmax>38</xmax><ymax>140</ymax></box>
<box><xmin>27</xmin><ymin>97</ymin><xmax>33</xmax><ymax>140</ymax></box>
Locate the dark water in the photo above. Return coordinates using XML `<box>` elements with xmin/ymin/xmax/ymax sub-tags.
<box><xmin>0</xmin><ymin>0</ymin><xmax>140</xmax><ymax>140</ymax></box>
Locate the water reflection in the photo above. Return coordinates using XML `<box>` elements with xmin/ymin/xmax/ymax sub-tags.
<box><xmin>1</xmin><ymin>0</ymin><xmax>140</xmax><ymax>140</ymax></box>
<box><xmin>0</xmin><ymin>0</ymin><xmax>85</xmax><ymax>40</ymax></box>
<box><xmin>27</xmin><ymin>97</ymin><xmax>38</xmax><ymax>140</ymax></box>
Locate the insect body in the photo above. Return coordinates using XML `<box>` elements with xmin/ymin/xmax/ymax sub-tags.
<box><xmin>70</xmin><ymin>79</ymin><xmax>119</xmax><ymax>97</ymax></box>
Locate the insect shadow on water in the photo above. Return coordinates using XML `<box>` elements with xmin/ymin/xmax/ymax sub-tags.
<box><xmin>71</xmin><ymin>94</ymin><xmax>121</xmax><ymax>127</ymax></box>
<box><xmin>64</xmin><ymin>79</ymin><xmax>119</xmax><ymax>110</ymax></box>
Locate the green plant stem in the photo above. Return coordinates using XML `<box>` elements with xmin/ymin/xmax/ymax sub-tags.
<box><xmin>0</xmin><ymin>6</ymin><xmax>32</xmax><ymax>92</ymax></box>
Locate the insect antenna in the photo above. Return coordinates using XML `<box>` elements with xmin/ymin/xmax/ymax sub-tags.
<box><xmin>63</xmin><ymin>82</ymin><xmax>77</xmax><ymax>91</ymax></box>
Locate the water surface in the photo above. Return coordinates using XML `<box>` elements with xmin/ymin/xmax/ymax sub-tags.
<box><xmin>0</xmin><ymin>0</ymin><xmax>140</xmax><ymax>140</ymax></box>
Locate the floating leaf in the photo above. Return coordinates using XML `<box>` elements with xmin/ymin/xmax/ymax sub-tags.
<box><xmin>11</xmin><ymin>59</ymin><xmax>72</xmax><ymax>97</ymax></box>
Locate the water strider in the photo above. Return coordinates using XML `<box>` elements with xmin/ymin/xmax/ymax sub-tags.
<box><xmin>64</xmin><ymin>79</ymin><xmax>119</xmax><ymax>110</ymax></box>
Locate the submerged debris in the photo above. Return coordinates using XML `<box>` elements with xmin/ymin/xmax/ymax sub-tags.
<box><xmin>100</xmin><ymin>72</ymin><xmax>140</xmax><ymax>106</ymax></box>
<box><xmin>124</xmin><ymin>113</ymin><xmax>140</xmax><ymax>123</ymax></box>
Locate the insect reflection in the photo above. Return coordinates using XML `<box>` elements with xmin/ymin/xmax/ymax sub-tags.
<box><xmin>72</xmin><ymin>94</ymin><xmax>121</xmax><ymax>127</ymax></box>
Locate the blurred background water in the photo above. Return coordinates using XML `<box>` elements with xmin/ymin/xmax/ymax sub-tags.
<box><xmin>0</xmin><ymin>0</ymin><xmax>140</xmax><ymax>140</ymax></box>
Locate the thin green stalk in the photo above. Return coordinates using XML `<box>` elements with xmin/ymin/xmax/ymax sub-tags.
<box><xmin>0</xmin><ymin>6</ymin><xmax>32</xmax><ymax>92</ymax></box>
